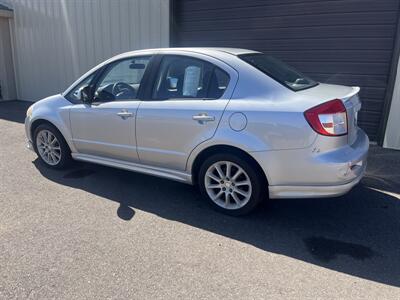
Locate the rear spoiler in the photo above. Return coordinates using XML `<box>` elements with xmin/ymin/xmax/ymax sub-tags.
<box><xmin>342</xmin><ymin>86</ymin><xmax>360</xmax><ymax>101</ymax></box>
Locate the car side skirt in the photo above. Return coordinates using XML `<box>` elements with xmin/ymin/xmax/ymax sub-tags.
<box><xmin>71</xmin><ymin>153</ymin><xmax>193</xmax><ymax>184</ymax></box>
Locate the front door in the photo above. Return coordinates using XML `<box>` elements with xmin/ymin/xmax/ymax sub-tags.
<box><xmin>69</xmin><ymin>56</ymin><xmax>152</xmax><ymax>162</ymax></box>
<box><xmin>136</xmin><ymin>54</ymin><xmax>237</xmax><ymax>171</ymax></box>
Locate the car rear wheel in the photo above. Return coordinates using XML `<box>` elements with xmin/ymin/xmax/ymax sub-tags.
<box><xmin>34</xmin><ymin>124</ymin><xmax>71</xmax><ymax>169</ymax></box>
<box><xmin>198</xmin><ymin>153</ymin><xmax>266</xmax><ymax>216</ymax></box>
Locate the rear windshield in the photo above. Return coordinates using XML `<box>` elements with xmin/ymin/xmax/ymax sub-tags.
<box><xmin>239</xmin><ymin>53</ymin><xmax>318</xmax><ymax>91</ymax></box>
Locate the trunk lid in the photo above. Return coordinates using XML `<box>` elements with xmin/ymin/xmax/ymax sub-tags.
<box><xmin>342</xmin><ymin>87</ymin><xmax>361</xmax><ymax>145</ymax></box>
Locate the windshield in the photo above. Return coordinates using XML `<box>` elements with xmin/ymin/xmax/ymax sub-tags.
<box><xmin>239</xmin><ymin>53</ymin><xmax>318</xmax><ymax>91</ymax></box>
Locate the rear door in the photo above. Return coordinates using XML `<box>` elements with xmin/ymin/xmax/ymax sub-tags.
<box><xmin>135</xmin><ymin>53</ymin><xmax>238</xmax><ymax>171</ymax></box>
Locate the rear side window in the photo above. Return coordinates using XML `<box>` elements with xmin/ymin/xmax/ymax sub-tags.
<box><xmin>152</xmin><ymin>55</ymin><xmax>230</xmax><ymax>100</ymax></box>
<box><xmin>240</xmin><ymin>54</ymin><xmax>318</xmax><ymax>91</ymax></box>
<box><xmin>210</xmin><ymin>68</ymin><xmax>230</xmax><ymax>99</ymax></box>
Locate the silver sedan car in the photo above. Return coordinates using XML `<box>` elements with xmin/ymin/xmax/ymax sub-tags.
<box><xmin>25</xmin><ymin>48</ymin><xmax>369</xmax><ymax>215</ymax></box>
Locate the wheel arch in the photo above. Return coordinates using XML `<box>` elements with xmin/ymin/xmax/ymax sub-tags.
<box><xmin>30</xmin><ymin>118</ymin><xmax>72</xmax><ymax>152</ymax></box>
<box><xmin>190</xmin><ymin>144</ymin><xmax>270</xmax><ymax>187</ymax></box>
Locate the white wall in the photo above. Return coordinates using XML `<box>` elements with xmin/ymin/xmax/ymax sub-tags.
<box><xmin>5</xmin><ymin>0</ymin><xmax>169</xmax><ymax>101</ymax></box>
<box><xmin>383</xmin><ymin>56</ymin><xmax>400</xmax><ymax>150</ymax></box>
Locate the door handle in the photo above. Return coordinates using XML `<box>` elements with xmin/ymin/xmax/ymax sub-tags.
<box><xmin>192</xmin><ymin>113</ymin><xmax>215</xmax><ymax>124</ymax></box>
<box><xmin>117</xmin><ymin>109</ymin><xmax>134</xmax><ymax>119</ymax></box>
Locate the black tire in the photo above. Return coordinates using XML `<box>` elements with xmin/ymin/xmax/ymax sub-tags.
<box><xmin>198</xmin><ymin>153</ymin><xmax>267</xmax><ymax>216</ymax></box>
<box><xmin>33</xmin><ymin>123</ymin><xmax>72</xmax><ymax>169</ymax></box>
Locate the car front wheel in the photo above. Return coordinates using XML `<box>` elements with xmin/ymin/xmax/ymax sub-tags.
<box><xmin>198</xmin><ymin>153</ymin><xmax>266</xmax><ymax>216</ymax></box>
<box><xmin>34</xmin><ymin>124</ymin><xmax>71</xmax><ymax>169</ymax></box>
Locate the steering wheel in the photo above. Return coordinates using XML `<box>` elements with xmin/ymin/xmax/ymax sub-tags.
<box><xmin>112</xmin><ymin>82</ymin><xmax>136</xmax><ymax>98</ymax></box>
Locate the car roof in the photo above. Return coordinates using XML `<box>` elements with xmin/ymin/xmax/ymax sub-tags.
<box><xmin>119</xmin><ymin>47</ymin><xmax>260</xmax><ymax>57</ymax></box>
<box><xmin>161</xmin><ymin>47</ymin><xmax>260</xmax><ymax>56</ymax></box>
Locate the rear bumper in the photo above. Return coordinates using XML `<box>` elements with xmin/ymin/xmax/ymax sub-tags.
<box><xmin>268</xmin><ymin>165</ymin><xmax>365</xmax><ymax>198</ymax></box>
<box><xmin>251</xmin><ymin>128</ymin><xmax>369</xmax><ymax>199</ymax></box>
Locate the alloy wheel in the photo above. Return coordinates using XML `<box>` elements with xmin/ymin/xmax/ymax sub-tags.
<box><xmin>36</xmin><ymin>130</ymin><xmax>62</xmax><ymax>166</ymax></box>
<box><xmin>204</xmin><ymin>161</ymin><xmax>252</xmax><ymax>210</ymax></box>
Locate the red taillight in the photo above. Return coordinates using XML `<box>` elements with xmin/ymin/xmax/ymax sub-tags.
<box><xmin>304</xmin><ymin>99</ymin><xmax>348</xmax><ymax>136</ymax></box>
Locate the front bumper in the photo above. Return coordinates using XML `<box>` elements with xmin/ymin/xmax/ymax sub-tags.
<box><xmin>27</xmin><ymin>140</ymin><xmax>35</xmax><ymax>152</ymax></box>
<box><xmin>252</xmin><ymin>128</ymin><xmax>369</xmax><ymax>199</ymax></box>
<box><xmin>25</xmin><ymin>116</ymin><xmax>35</xmax><ymax>152</ymax></box>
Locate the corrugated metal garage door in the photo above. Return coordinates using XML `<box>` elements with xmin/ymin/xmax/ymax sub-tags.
<box><xmin>172</xmin><ymin>0</ymin><xmax>400</xmax><ymax>141</ymax></box>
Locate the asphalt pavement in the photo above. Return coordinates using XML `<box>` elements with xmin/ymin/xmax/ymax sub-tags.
<box><xmin>1</xmin><ymin>100</ymin><xmax>400</xmax><ymax>299</ymax></box>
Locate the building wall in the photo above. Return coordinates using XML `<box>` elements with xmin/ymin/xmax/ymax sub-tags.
<box><xmin>5</xmin><ymin>0</ymin><xmax>169</xmax><ymax>101</ymax></box>
<box><xmin>383</xmin><ymin>57</ymin><xmax>400</xmax><ymax>150</ymax></box>
<box><xmin>0</xmin><ymin>15</ymin><xmax>16</xmax><ymax>100</ymax></box>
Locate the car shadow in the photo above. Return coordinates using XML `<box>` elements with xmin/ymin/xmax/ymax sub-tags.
<box><xmin>0</xmin><ymin>100</ymin><xmax>32</xmax><ymax>124</ymax></box>
<box><xmin>33</xmin><ymin>154</ymin><xmax>400</xmax><ymax>287</ymax></box>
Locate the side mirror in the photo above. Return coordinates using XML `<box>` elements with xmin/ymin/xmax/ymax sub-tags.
<box><xmin>80</xmin><ymin>85</ymin><xmax>94</xmax><ymax>103</ymax></box>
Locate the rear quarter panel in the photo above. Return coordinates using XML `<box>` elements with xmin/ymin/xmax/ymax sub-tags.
<box><xmin>185</xmin><ymin>98</ymin><xmax>318</xmax><ymax>176</ymax></box>
<box><xmin>221</xmin><ymin>99</ymin><xmax>317</xmax><ymax>151</ymax></box>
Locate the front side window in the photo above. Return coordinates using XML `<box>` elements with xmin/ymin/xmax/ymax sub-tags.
<box><xmin>65</xmin><ymin>73</ymin><xmax>96</xmax><ymax>103</ymax></box>
<box><xmin>94</xmin><ymin>56</ymin><xmax>151</xmax><ymax>102</ymax></box>
<box><xmin>239</xmin><ymin>53</ymin><xmax>318</xmax><ymax>91</ymax></box>
<box><xmin>152</xmin><ymin>55</ymin><xmax>230</xmax><ymax>100</ymax></box>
